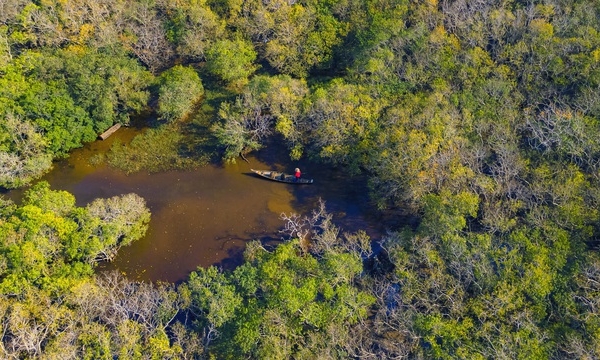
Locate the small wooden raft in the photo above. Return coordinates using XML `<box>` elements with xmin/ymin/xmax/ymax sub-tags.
<box><xmin>99</xmin><ymin>123</ymin><xmax>121</xmax><ymax>140</ymax></box>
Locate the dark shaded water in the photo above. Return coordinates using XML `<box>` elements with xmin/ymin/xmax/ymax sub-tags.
<box><xmin>5</xmin><ymin>128</ymin><xmax>381</xmax><ymax>283</ymax></box>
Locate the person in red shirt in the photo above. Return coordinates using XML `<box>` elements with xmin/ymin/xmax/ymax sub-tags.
<box><xmin>294</xmin><ymin>168</ymin><xmax>301</xmax><ymax>182</ymax></box>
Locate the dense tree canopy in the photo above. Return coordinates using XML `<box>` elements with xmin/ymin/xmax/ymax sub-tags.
<box><xmin>0</xmin><ymin>46</ymin><xmax>152</xmax><ymax>188</ymax></box>
<box><xmin>156</xmin><ymin>64</ymin><xmax>204</xmax><ymax>122</ymax></box>
<box><xmin>0</xmin><ymin>181</ymin><xmax>150</xmax><ymax>294</ymax></box>
<box><xmin>2</xmin><ymin>0</ymin><xmax>600</xmax><ymax>358</ymax></box>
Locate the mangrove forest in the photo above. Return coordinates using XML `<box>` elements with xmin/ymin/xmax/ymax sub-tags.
<box><xmin>2</xmin><ymin>0</ymin><xmax>600</xmax><ymax>358</ymax></box>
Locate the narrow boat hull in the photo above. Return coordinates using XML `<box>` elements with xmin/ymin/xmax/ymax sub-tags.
<box><xmin>250</xmin><ymin>169</ymin><xmax>313</xmax><ymax>184</ymax></box>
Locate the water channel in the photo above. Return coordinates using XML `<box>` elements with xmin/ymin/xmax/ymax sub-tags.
<box><xmin>5</xmin><ymin>126</ymin><xmax>382</xmax><ymax>283</ymax></box>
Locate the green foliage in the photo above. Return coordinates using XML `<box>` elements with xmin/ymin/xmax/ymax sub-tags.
<box><xmin>0</xmin><ymin>52</ymin><xmax>95</xmax><ymax>157</ymax></box>
<box><xmin>0</xmin><ymin>182</ymin><xmax>150</xmax><ymax>295</ymax></box>
<box><xmin>0</xmin><ymin>46</ymin><xmax>151</xmax><ymax>186</ymax></box>
<box><xmin>184</xmin><ymin>240</ymin><xmax>374</xmax><ymax>358</ymax></box>
<box><xmin>304</xmin><ymin>79</ymin><xmax>383</xmax><ymax>171</ymax></box>
<box><xmin>418</xmin><ymin>191</ymin><xmax>479</xmax><ymax>238</ymax></box>
<box><xmin>186</xmin><ymin>266</ymin><xmax>242</xmax><ymax>328</ymax></box>
<box><xmin>163</xmin><ymin>0</ymin><xmax>225</xmax><ymax>60</ymax></box>
<box><xmin>414</xmin><ymin>314</ymin><xmax>477</xmax><ymax>360</ymax></box>
<box><xmin>32</xmin><ymin>47</ymin><xmax>152</xmax><ymax>134</ymax></box>
<box><xmin>0</xmin><ymin>26</ymin><xmax>11</xmax><ymax>68</ymax></box>
<box><xmin>156</xmin><ymin>65</ymin><xmax>204</xmax><ymax>122</ymax></box>
<box><xmin>23</xmin><ymin>181</ymin><xmax>75</xmax><ymax>216</ymax></box>
<box><xmin>79</xmin><ymin>193</ymin><xmax>151</xmax><ymax>262</ymax></box>
<box><xmin>2</xmin><ymin>0</ymin><xmax>600</xmax><ymax>358</ymax></box>
<box><xmin>78</xmin><ymin>323</ymin><xmax>112</xmax><ymax>360</ymax></box>
<box><xmin>213</xmin><ymin>74</ymin><xmax>308</xmax><ymax>161</ymax></box>
<box><xmin>205</xmin><ymin>37</ymin><xmax>257</xmax><ymax>86</ymax></box>
<box><xmin>146</xmin><ymin>329</ymin><xmax>180</xmax><ymax>359</ymax></box>
<box><xmin>233</xmin><ymin>0</ymin><xmax>349</xmax><ymax>76</ymax></box>
<box><xmin>0</xmin><ymin>113</ymin><xmax>53</xmax><ymax>188</ymax></box>
<box><xmin>212</xmin><ymin>99</ymin><xmax>265</xmax><ymax>161</ymax></box>
<box><xmin>380</xmin><ymin>212</ymin><xmax>586</xmax><ymax>359</ymax></box>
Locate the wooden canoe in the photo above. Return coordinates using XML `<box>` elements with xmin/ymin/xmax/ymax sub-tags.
<box><xmin>250</xmin><ymin>169</ymin><xmax>313</xmax><ymax>184</ymax></box>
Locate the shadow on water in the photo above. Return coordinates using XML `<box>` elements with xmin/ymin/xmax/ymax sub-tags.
<box><xmin>4</xmin><ymin>129</ymin><xmax>385</xmax><ymax>283</ymax></box>
<box><xmin>252</xmin><ymin>140</ymin><xmax>381</xmax><ymax>235</ymax></box>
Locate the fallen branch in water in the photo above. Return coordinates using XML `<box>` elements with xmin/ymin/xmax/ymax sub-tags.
<box><xmin>99</xmin><ymin>123</ymin><xmax>121</xmax><ymax>140</ymax></box>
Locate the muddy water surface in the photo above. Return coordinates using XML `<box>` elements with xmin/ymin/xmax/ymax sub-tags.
<box><xmin>6</xmin><ymin>128</ymin><xmax>381</xmax><ymax>283</ymax></box>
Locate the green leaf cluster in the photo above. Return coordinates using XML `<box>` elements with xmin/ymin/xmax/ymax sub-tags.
<box><xmin>205</xmin><ymin>37</ymin><xmax>257</xmax><ymax>86</ymax></box>
<box><xmin>0</xmin><ymin>182</ymin><xmax>150</xmax><ymax>295</ymax></box>
<box><xmin>3</xmin><ymin>0</ymin><xmax>600</xmax><ymax>358</ymax></box>
<box><xmin>0</xmin><ymin>46</ymin><xmax>151</xmax><ymax>188</ymax></box>
<box><xmin>156</xmin><ymin>65</ymin><xmax>204</xmax><ymax>122</ymax></box>
<box><xmin>183</xmin><ymin>239</ymin><xmax>374</xmax><ymax>359</ymax></box>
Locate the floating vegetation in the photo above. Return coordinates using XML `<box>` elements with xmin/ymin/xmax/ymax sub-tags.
<box><xmin>105</xmin><ymin>123</ymin><xmax>209</xmax><ymax>173</ymax></box>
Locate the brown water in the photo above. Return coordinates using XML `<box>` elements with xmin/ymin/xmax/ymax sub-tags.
<box><xmin>5</xmin><ymin>127</ymin><xmax>381</xmax><ymax>283</ymax></box>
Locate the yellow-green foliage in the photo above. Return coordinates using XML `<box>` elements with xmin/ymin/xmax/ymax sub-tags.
<box><xmin>105</xmin><ymin>124</ymin><xmax>205</xmax><ymax>173</ymax></box>
<box><xmin>157</xmin><ymin>65</ymin><xmax>204</xmax><ymax>122</ymax></box>
<box><xmin>187</xmin><ymin>240</ymin><xmax>374</xmax><ymax>359</ymax></box>
<box><xmin>0</xmin><ymin>182</ymin><xmax>150</xmax><ymax>295</ymax></box>
<box><xmin>2</xmin><ymin>0</ymin><xmax>600</xmax><ymax>358</ymax></box>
